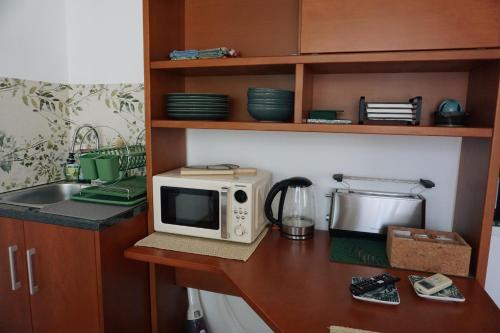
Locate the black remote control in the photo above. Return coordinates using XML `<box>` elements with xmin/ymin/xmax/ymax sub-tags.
<box><xmin>349</xmin><ymin>273</ymin><xmax>400</xmax><ymax>296</ymax></box>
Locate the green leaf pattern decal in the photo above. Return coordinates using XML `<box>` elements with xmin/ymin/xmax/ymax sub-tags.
<box><xmin>0</xmin><ymin>77</ymin><xmax>145</xmax><ymax>193</ymax></box>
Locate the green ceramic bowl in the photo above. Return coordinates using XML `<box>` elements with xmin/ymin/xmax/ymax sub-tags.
<box><xmin>247</xmin><ymin>104</ymin><xmax>293</xmax><ymax>121</ymax></box>
<box><xmin>248</xmin><ymin>98</ymin><xmax>293</xmax><ymax>105</ymax></box>
<box><xmin>248</xmin><ymin>88</ymin><xmax>293</xmax><ymax>94</ymax></box>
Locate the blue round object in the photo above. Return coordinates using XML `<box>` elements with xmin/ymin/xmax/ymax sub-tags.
<box><xmin>438</xmin><ymin>99</ymin><xmax>463</xmax><ymax>113</ymax></box>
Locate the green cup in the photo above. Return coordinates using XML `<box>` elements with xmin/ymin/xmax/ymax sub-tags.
<box><xmin>79</xmin><ymin>153</ymin><xmax>100</xmax><ymax>180</ymax></box>
<box><xmin>95</xmin><ymin>155</ymin><xmax>120</xmax><ymax>181</ymax></box>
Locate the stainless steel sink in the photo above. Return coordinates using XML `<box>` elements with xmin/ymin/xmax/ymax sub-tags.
<box><xmin>0</xmin><ymin>182</ymin><xmax>89</xmax><ymax>208</ymax></box>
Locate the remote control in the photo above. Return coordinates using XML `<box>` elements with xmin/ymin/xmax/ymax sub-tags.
<box><xmin>349</xmin><ymin>273</ymin><xmax>400</xmax><ymax>296</ymax></box>
<box><xmin>413</xmin><ymin>273</ymin><xmax>453</xmax><ymax>295</ymax></box>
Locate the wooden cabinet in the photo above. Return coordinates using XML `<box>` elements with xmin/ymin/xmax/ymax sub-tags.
<box><xmin>0</xmin><ymin>218</ymin><xmax>32</xmax><ymax>333</ymax></box>
<box><xmin>0</xmin><ymin>213</ymin><xmax>150</xmax><ymax>333</ymax></box>
<box><xmin>23</xmin><ymin>221</ymin><xmax>101</xmax><ymax>333</ymax></box>
<box><xmin>300</xmin><ymin>0</ymin><xmax>500</xmax><ymax>54</ymax></box>
<box><xmin>141</xmin><ymin>1</ymin><xmax>500</xmax><ymax>332</ymax></box>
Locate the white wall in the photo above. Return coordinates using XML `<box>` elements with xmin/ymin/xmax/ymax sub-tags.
<box><xmin>0</xmin><ymin>0</ymin><xmax>143</xmax><ymax>84</ymax></box>
<box><xmin>0</xmin><ymin>0</ymin><xmax>68</xmax><ymax>82</ymax></box>
<box><xmin>188</xmin><ymin>130</ymin><xmax>461</xmax><ymax>231</ymax></box>
<box><xmin>65</xmin><ymin>0</ymin><xmax>144</xmax><ymax>84</ymax></box>
<box><xmin>486</xmin><ymin>227</ymin><xmax>500</xmax><ymax>306</ymax></box>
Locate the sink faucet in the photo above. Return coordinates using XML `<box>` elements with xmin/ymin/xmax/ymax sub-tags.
<box><xmin>70</xmin><ymin>124</ymin><xmax>100</xmax><ymax>155</ymax></box>
<box><xmin>66</xmin><ymin>124</ymin><xmax>100</xmax><ymax>167</ymax></box>
<box><xmin>64</xmin><ymin>125</ymin><xmax>101</xmax><ymax>182</ymax></box>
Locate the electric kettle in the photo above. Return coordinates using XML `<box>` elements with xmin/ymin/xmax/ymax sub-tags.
<box><xmin>264</xmin><ymin>177</ymin><xmax>315</xmax><ymax>240</ymax></box>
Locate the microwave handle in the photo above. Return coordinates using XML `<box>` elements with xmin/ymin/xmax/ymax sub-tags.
<box><xmin>220</xmin><ymin>187</ymin><xmax>229</xmax><ymax>239</ymax></box>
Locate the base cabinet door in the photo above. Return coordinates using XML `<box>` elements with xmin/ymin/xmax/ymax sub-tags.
<box><xmin>24</xmin><ymin>221</ymin><xmax>101</xmax><ymax>333</ymax></box>
<box><xmin>0</xmin><ymin>218</ymin><xmax>32</xmax><ymax>333</ymax></box>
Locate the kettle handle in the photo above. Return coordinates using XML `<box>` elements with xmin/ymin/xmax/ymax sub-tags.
<box><xmin>264</xmin><ymin>179</ymin><xmax>290</xmax><ymax>226</ymax></box>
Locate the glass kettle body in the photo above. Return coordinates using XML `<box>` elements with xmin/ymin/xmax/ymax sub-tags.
<box><xmin>264</xmin><ymin>177</ymin><xmax>315</xmax><ymax>240</ymax></box>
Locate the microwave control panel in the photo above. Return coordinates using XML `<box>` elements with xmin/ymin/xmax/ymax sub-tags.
<box><xmin>231</xmin><ymin>188</ymin><xmax>251</xmax><ymax>240</ymax></box>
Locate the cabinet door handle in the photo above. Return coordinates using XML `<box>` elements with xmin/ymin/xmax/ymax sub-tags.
<box><xmin>8</xmin><ymin>245</ymin><xmax>21</xmax><ymax>291</ymax></box>
<box><xmin>26</xmin><ymin>248</ymin><xmax>38</xmax><ymax>295</ymax></box>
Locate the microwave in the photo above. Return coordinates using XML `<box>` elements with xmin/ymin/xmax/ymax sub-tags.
<box><xmin>153</xmin><ymin>169</ymin><xmax>272</xmax><ymax>243</ymax></box>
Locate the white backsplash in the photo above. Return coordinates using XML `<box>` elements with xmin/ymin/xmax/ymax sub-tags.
<box><xmin>0</xmin><ymin>77</ymin><xmax>144</xmax><ymax>193</ymax></box>
<box><xmin>187</xmin><ymin>129</ymin><xmax>462</xmax><ymax>232</ymax></box>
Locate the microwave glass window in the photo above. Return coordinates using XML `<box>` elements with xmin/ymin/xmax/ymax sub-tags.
<box><xmin>160</xmin><ymin>186</ymin><xmax>220</xmax><ymax>230</ymax></box>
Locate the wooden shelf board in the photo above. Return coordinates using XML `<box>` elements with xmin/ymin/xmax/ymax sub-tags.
<box><xmin>124</xmin><ymin>229</ymin><xmax>500</xmax><ymax>333</ymax></box>
<box><xmin>125</xmin><ymin>246</ymin><xmax>223</xmax><ymax>274</ymax></box>
<box><xmin>151</xmin><ymin>56</ymin><xmax>297</xmax><ymax>75</ymax></box>
<box><xmin>151</xmin><ymin>120</ymin><xmax>493</xmax><ymax>138</ymax></box>
<box><xmin>150</xmin><ymin>49</ymin><xmax>500</xmax><ymax>74</ymax></box>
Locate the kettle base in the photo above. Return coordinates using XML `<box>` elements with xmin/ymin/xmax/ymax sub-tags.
<box><xmin>280</xmin><ymin>225</ymin><xmax>314</xmax><ymax>240</ymax></box>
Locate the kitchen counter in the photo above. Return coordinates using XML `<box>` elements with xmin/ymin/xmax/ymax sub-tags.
<box><xmin>0</xmin><ymin>201</ymin><xmax>146</xmax><ymax>231</ymax></box>
<box><xmin>125</xmin><ymin>229</ymin><xmax>500</xmax><ymax>333</ymax></box>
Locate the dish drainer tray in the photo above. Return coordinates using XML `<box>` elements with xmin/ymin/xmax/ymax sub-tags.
<box><xmin>71</xmin><ymin>193</ymin><xmax>146</xmax><ymax>206</ymax></box>
<box><xmin>71</xmin><ymin>176</ymin><xmax>146</xmax><ymax>206</ymax></box>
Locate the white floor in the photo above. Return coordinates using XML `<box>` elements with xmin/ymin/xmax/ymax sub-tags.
<box><xmin>199</xmin><ymin>290</ymin><xmax>273</xmax><ymax>333</ymax></box>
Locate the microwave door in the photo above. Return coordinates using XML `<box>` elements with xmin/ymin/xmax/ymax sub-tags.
<box><xmin>160</xmin><ymin>186</ymin><xmax>220</xmax><ymax>230</ymax></box>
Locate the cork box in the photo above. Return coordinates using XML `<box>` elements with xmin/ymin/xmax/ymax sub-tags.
<box><xmin>386</xmin><ymin>226</ymin><xmax>471</xmax><ymax>277</ymax></box>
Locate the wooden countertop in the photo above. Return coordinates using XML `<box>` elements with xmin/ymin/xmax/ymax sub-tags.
<box><xmin>124</xmin><ymin>229</ymin><xmax>500</xmax><ymax>333</ymax></box>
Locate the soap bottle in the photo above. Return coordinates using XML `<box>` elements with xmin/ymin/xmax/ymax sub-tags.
<box><xmin>64</xmin><ymin>153</ymin><xmax>80</xmax><ymax>182</ymax></box>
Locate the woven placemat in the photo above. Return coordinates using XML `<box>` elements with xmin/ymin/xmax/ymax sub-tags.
<box><xmin>135</xmin><ymin>228</ymin><xmax>268</xmax><ymax>261</ymax></box>
<box><xmin>330</xmin><ymin>235</ymin><xmax>390</xmax><ymax>268</ymax></box>
<box><xmin>329</xmin><ymin>325</ymin><xmax>380</xmax><ymax>333</ymax></box>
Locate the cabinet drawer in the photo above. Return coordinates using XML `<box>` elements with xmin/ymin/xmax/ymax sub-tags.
<box><xmin>300</xmin><ymin>0</ymin><xmax>499</xmax><ymax>53</ymax></box>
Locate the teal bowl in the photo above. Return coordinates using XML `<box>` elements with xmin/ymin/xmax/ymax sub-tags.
<box><xmin>247</xmin><ymin>98</ymin><xmax>294</xmax><ymax>106</ymax></box>
<box><xmin>247</xmin><ymin>104</ymin><xmax>293</xmax><ymax>122</ymax></box>
<box><xmin>247</xmin><ymin>92</ymin><xmax>293</xmax><ymax>99</ymax></box>
<box><xmin>247</xmin><ymin>88</ymin><xmax>294</xmax><ymax>100</ymax></box>
<box><xmin>248</xmin><ymin>88</ymin><xmax>293</xmax><ymax>94</ymax></box>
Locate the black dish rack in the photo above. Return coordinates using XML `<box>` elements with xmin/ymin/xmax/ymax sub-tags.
<box><xmin>359</xmin><ymin>96</ymin><xmax>423</xmax><ymax>125</ymax></box>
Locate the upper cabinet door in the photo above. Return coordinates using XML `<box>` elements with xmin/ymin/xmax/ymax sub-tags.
<box><xmin>0</xmin><ymin>218</ymin><xmax>32</xmax><ymax>333</ymax></box>
<box><xmin>300</xmin><ymin>0</ymin><xmax>500</xmax><ymax>54</ymax></box>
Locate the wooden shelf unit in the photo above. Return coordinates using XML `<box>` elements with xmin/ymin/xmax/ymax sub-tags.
<box><xmin>151</xmin><ymin>120</ymin><xmax>493</xmax><ymax>138</ymax></box>
<box><xmin>151</xmin><ymin>56</ymin><xmax>499</xmax><ymax>127</ymax></box>
<box><xmin>151</xmin><ymin>49</ymin><xmax>500</xmax><ymax>70</ymax></box>
<box><xmin>142</xmin><ymin>1</ymin><xmax>500</xmax><ymax>332</ymax></box>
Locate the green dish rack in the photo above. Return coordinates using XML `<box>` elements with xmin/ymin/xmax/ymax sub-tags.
<box><xmin>73</xmin><ymin>145</ymin><xmax>147</xmax><ymax>206</ymax></box>
<box><xmin>80</xmin><ymin>145</ymin><xmax>146</xmax><ymax>181</ymax></box>
<box><xmin>71</xmin><ymin>176</ymin><xmax>147</xmax><ymax>206</ymax></box>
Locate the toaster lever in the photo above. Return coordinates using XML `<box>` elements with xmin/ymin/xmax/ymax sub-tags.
<box><xmin>419</xmin><ymin>179</ymin><xmax>435</xmax><ymax>189</ymax></box>
<box><xmin>332</xmin><ymin>173</ymin><xmax>435</xmax><ymax>192</ymax></box>
<box><xmin>332</xmin><ymin>174</ymin><xmax>344</xmax><ymax>182</ymax></box>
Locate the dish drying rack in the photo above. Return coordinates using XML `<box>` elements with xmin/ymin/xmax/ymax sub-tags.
<box><xmin>72</xmin><ymin>127</ymin><xmax>147</xmax><ymax>204</ymax></box>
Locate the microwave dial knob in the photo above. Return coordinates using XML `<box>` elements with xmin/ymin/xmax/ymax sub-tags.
<box><xmin>234</xmin><ymin>225</ymin><xmax>246</xmax><ymax>237</ymax></box>
<box><xmin>234</xmin><ymin>190</ymin><xmax>248</xmax><ymax>203</ymax></box>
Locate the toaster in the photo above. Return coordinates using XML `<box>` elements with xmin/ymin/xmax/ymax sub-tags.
<box><xmin>327</xmin><ymin>188</ymin><xmax>425</xmax><ymax>235</ymax></box>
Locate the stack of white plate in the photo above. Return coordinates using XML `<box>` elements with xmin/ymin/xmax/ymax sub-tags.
<box><xmin>365</xmin><ymin>102</ymin><xmax>415</xmax><ymax>122</ymax></box>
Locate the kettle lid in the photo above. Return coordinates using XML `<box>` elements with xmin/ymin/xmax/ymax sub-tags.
<box><xmin>286</xmin><ymin>177</ymin><xmax>312</xmax><ymax>188</ymax></box>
